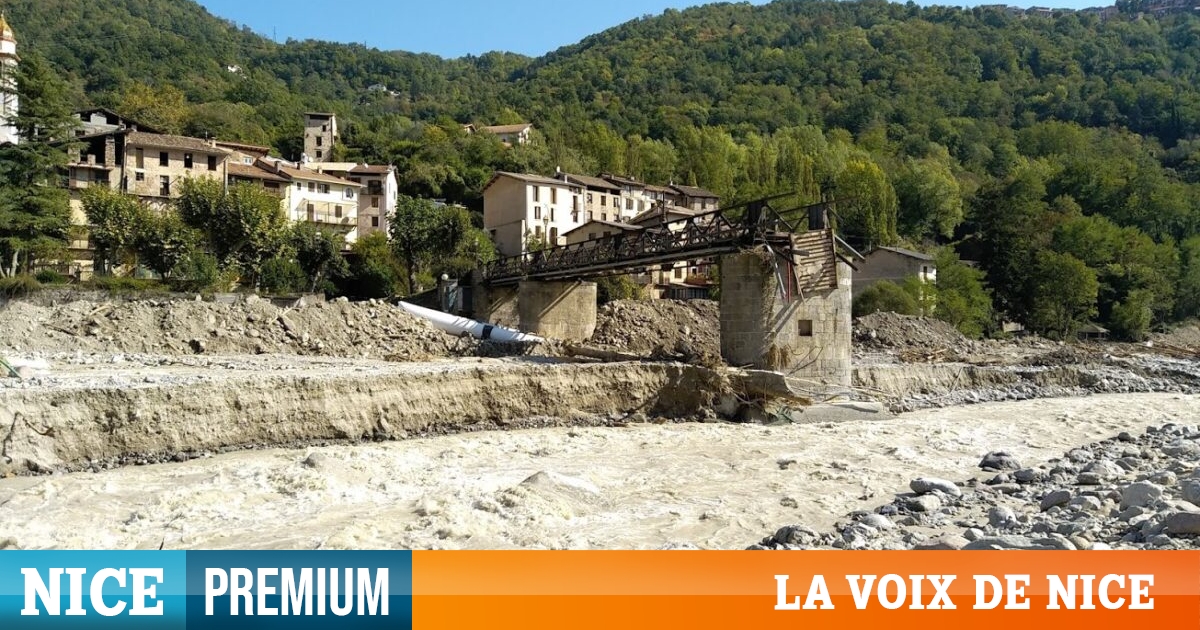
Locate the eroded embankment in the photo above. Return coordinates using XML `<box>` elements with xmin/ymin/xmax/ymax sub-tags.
<box><xmin>0</xmin><ymin>358</ymin><xmax>716</xmax><ymax>474</ymax></box>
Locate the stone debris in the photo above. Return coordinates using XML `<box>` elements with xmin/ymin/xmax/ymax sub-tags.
<box><xmin>589</xmin><ymin>299</ymin><xmax>720</xmax><ymax>360</ymax></box>
<box><xmin>0</xmin><ymin>296</ymin><xmax>497</xmax><ymax>361</ymax></box>
<box><xmin>753</xmin><ymin>422</ymin><xmax>1200</xmax><ymax>550</ymax></box>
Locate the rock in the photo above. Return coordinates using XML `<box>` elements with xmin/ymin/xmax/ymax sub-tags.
<box><xmin>1068</xmin><ymin>495</ymin><xmax>1103</xmax><ymax>512</ymax></box>
<box><xmin>1181</xmin><ymin>479</ymin><xmax>1200</xmax><ymax>507</ymax></box>
<box><xmin>1146</xmin><ymin>471</ymin><xmax>1177</xmax><ymax>486</ymax></box>
<box><xmin>980</xmin><ymin>451</ymin><xmax>1022</xmax><ymax>471</ymax></box>
<box><xmin>301</xmin><ymin>452</ymin><xmax>328</xmax><ymax>469</ymax></box>
<box><xmin>988</xmin><ymin>506</ymin><xmax>1017</xmax><ymax>528</ymax></box>
<box><xmin>907</xmin><ymin>495</ymin><xmax>942</xmax><ymax>513</ymax></box>
<box><xmin>859</xmin><ymin>514</ymin><xmax>895</xmax><ymax>530</ymax></box>
<box><xmin>1120</xmin><ymin>481</ymin><xmax>1164</xmax><ymax>509</ymax></box>
<box><xmin>915</xmin><ymin>534</ymin><xmax>969</xmax><ymax>550</ymax></box>
<box><xmin>910</xmin><ymin>477</ymin><xmax>962</xmax><ymax>497</ymax></box>
<box><xmin>1076</xmin><ymin>472</ymin><xmax>1103</xmax><ymax>486</ymax></box>
<box><xmin>963</xmin><ymin>528</ymin><xmax>985</xmax><ymax>541</ymax></box>
<box><xmin>1163</xmin><ymin>442</ymin><xmax>1200</xmax><ymax>459</ymax></box>
<box><xmin>1040</xmin><ymin>489</ymin><xmax>1072</xmax><ymax>511</ymax></box>
<box><xmin>1084</xmin><ymin>460</ymin><xmax>1124</xmax><ymax>478</ymax></box>
<box><xmin>1013</xmin><ymin>468</ymin><xmax>1044</xmax><ymax>484</ymax></box>
<box><xmin>1119</xmin><ymin>506</ymin><xmax>1149</xmax><ymax>522</ymax></box>
<box><xmin>963</xmin><ymin>536</ymin><xmax>1072</xmax><ymax>550</ymax></box>
<box><xmin>1117</xmin><ymin>431</ymin><xmax>1136</xmax><ymax>442</ymax></box>
<box><xmin>1163</xmin><ymin>512</ymin><xmax>1200</xmax><ymax>536</ymax></box>
<box><xmin>773</xmin><ymin>524</ymin><xmax>820</xmax><ymax>547</ymax></box>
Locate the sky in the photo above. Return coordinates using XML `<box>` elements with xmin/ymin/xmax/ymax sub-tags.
<box><xmin>195</xmin><ymin>0</ymin><xmax>1111</xmax><ymax>59</ymax></box>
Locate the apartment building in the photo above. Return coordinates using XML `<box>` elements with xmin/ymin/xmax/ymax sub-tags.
<box><xmin>303</xmin><ymin>162</ymin><xmax>397</xmax><ymax>238</ymax></box>
<box><xmin>482</xmin><ymin>172</ymin><xmax>584</xmax><ymax>256</ymax></box>
<box><xmin>482</xmin><ymin>123</ymin><xmax>533</xmax><ymax>146</ymax></box>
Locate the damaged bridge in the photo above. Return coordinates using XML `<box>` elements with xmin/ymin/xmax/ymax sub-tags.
<box><xmin>470</xmin><ymin>195</ymin><xmax>857</xmax><ymax>387</ymax></box>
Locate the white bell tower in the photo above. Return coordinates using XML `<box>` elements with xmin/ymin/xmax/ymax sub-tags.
<box><xmin>0</xmin><ymin>14</ymin><xmax>18</xmax><ymax>145</ymax></box>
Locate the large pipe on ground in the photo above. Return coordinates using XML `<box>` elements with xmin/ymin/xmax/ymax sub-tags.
<box><xmin>397</xmin><ymin>301</ymin><xmax>544</xmax><ymax>344</ymax></box>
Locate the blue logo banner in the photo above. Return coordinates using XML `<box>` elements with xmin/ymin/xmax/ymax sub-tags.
<box><xmin>0</xmin><ymin>550</ymin><xmax>412</xmax><ymax>630</ymax></box>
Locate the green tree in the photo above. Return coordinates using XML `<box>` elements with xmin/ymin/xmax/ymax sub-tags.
<box><xmin>933</xmin><ymin>249</ymin><xmax>993</xmax><ymax>338</ymax></box>
<box><xmin>389</xmin><ymin>195</ymin><xmax>473</xmax><ymax>294</ymax></box>
<box><xmin>291</xmin><ymin>223</ymin><xmax>347</xmax><ymax>293</ymax></box>
<box><xmin>116</xmin><ymin>82</ymin><xmax>188</xmax><ymax>133</ymax></box>
<box><xmin>853</xmin><ymin>280</ymin><xmax>918</xmax><ymax>318</ymax></box>
<box><xmin>894</xmin><ymin>157</ymin><xmax>963</xmax><ymax>241</ymax></box>
<box><xmin>137</xmin><ymin>209</ymin><xmax>200</xmax><ymax>279</ymax></box>
<box><xmin>1027</xmin><ymin>250</ymin><xmax>1099</xmax><ymax>339</ymax></box>
<box><xmin>340</xmin><ymin>232</ymin><xmax>404</xmax><ymax>299</ymax></box>
<box><xmin>176</xmin><ymin>179</ymin><xmax>289</xmax><ymax>285</ymax></box>
<box><xmin>834</xmin><ymin>157</ymin><xmax>898</xmax><ymax>248</ymax></box>
<box><xmin>81</xmin><ymin>187</ymin><xmax>147</xmax><ymax>275</ymax></box>
<box><xmin>0</xmin><ymin>53</ymin><xmax>78</xmax><ymax>275</ymax></box>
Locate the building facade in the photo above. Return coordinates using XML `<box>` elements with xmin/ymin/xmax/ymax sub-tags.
<box><xmin>303</xmin><ymin>112</ymin><xmax>338</xmax><ymax>162</ymax></box>
<box><xmin>482</xmin><ymin>123</ymin><xmax>533</xmax><ymax>146</ymax></box>
<box><xmin>851</xmin><ymin>246</ymin><xmax>937</xmax><ymax>298</ymax></box>
<box><xmin>303</xmin><ymin>162</ymin><xmax>397</xmax><ymax>238</ymax></box>
<box><xmin>482</xmin><ymin>172</ymin><xmax>584</xmax><ymax>256</ymax></box>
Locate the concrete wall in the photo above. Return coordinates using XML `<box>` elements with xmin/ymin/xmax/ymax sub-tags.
<box><xmin>517</xmin><ymin>280</ymin><xmax>597</xmax><ymax>342</ymax></box>
<box><xmin>471</xmin><ymin>279</ymin><xmax>519</xmax><ymax>328</ymax></box>
<box><xmin>720</xmin><ymin>250</ymin><xmax>851</xmax><ymax>387</ymax></box>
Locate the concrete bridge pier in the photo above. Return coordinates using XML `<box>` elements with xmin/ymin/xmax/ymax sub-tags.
<box><xmin>719</xmin><ymin>246</ymin><xmax>852</xmax><ymax>387</ymax></box>
<box><xmin>471</xmin><ymin>274</ymin><xmax>597</xmax><ymax>343</ymax></box>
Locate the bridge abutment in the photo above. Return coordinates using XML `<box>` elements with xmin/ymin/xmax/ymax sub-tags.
<box><xmin>517</xmin><ymin>280</ymin><xmax>597</xmax><ymax>342</ymax></box>
<box><xmin>720</xmin><ymin>246</ymin><xmax>851</xmax><ymax>387</ymax></box>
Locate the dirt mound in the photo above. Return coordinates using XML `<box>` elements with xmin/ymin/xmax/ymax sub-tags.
<box><xmin>853</xmin><ymin>312</ymin><xmax>972</xmax><ymax>354</ymax></box>
<box><xmin>590</xmin><ymin>299</ymin><xmax>720</xmax><ymax>360</ymax></box>
<box><xmin>0</xmin><ymin>296</ymin><xmax>479</xmax><ymax>361</ymax></box>
<box><xmin>1153</xmin><ymin>322</ymin><xmax>1200</xmax><ymax>351</ymax></box>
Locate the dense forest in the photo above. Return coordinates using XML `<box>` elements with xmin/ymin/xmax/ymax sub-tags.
<box><xmin>3</xmin><ymin>0</ymin><xmax>1200</xmax><ymax>337</ymax></box>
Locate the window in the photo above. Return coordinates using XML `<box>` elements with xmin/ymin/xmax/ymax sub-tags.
<box><xmin>588</xmin><ymin>232</ymin><xmax>596</xmax><ymax>240</ymax></box>
<box><xmin>601</xmin><ymin>213</ymin><xmax>607</xmax><ymax>221</ymax></box>
<box><xmin>308</xmin><ymin>182</ymin><xmax>316</xmax><ymax>192</ymax></box>
<box><xmin>371</xmin><ymin>217</ymin><xmax>380</xmax><ymax>227</ymax></box>
<box><xmin>600</xmin><ymin>196</ymin><xmax>607</xmax><ymax>207</ymax></box>
<box><xmin>345</xmin><ymin>188</ymin><xmax>355</xmax><ymax>199</ymax></box>
<box><xmin>159</xmin><ymin>176</ymin><xmax>170</xmax><ymax>196</ymax></box>
<box><xmin>674</xmin><ymin>267</ymin><xmax>683</xmax><ymax>279</ymax></box>
<box><xmin>551</xmin><ymin>188</ymin><xmax>558</xmax><ymax>204</ymax></box>
<box><xmin>534</xmin><ymin>206</ymin><xmax>541</xmax><ymax>220</ymax></box>
<box><xmin>135</xmin><ymin>148</ymin><xmax>144</xmax><ymax>169</ymax></box>
<box><xmin>159</xmin><ymin>152</ymin><xmax>169</xmax><ymax>167</ymax></box>
<box><xmin>335</xmin><ymin>205</ymin><xmax>342</xmax><ymax>218</ymax></box>
<box><xmin>184</xmin><ymin>153</ymin><xmax>193</xmax><ymax>169</ymax></box>
<box><xmin>371</xmin><ymin>197</ymin><xmax>379</xmax><ymax>208</ymax></box>
<box><xmin>315</xmin><ymin>150</ymin><xmax>323</xmax><ymax>159</ymax></box>
<box><xmin>797</xmin><ymin>320</ymin><xmax>814</xmax><ymax>337</ymax></box>
<box><xmin>588</xmin><ymin>211</ymin><xmax>594</xmax><ymax>221</ymax></box>
<box><xmin>550</xmin><ymin>227</ymin><xmax>558</xmax><ymax>243</ymax></box>
<box><xmin>549</xmin><ymin>208</ymin><xmax>555</xmax><ymax>222</ymax></box>
<box><xmin>135</xmin><ymin>172</ymin><xmax>145</xmax><ymax>182</ymax></box>
<box><xmin>296</xmin><ymin>182</ymin><xmax>302</xmax><ymax>189</ymax></box>
<box><xmin>533</xmin><ymin>187</ymin><xmax>540</xmax><ymax>202</ymax></box>
<box><xmin>587</xmin><ymin>193</ymin><xmax>593</xmax><ymax>203</ymax></box>
<box><xmin>319</xmin><ymin>184</ymin><xmax>330</xmax><ymax>194</ymax></box>
<box><xmin>534</xmin><ymin>225</ymin><xmax>543</xmax><ymax>236</ymax></box>
<box><xmin>922</xmin><ymin>266</ymin><xmax>930</xmax><ymax>276</ymax></box>
<box><xmin>208</xmin><ymin>156</ymin><xmax>217</xmax><ymax>171</ymax></box>
<box><xmin>316</xmin><ymin>137</ymin><xmax>323</xmax><ymax>147</ymax></box>
<box><xmin>626</xmin><ymin>198</ymin><xmax>633</xmax><ymax>210</ymax></box>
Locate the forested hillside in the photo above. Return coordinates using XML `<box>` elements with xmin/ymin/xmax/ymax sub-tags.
<box><xmin>4</xmin><ymin>0</ymin><xmax>1200</xmax><ymax>337</ymax></box>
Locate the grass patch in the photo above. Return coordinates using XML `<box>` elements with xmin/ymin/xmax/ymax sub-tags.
<box><xmin>0</xmin><ymin>275</ymin><xmax>43</xmax><ymax>298</ymax></box>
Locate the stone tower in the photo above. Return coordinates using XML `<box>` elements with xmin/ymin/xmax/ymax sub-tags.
<box><xmin>0</xmin><ymin>14</ymin><xmax>18</xmax><ymax>145</ymax></box>
<box><xmin>302</xmin><ymin>112</ymin><xmax>337</xmax><ymax>162</ymax></box>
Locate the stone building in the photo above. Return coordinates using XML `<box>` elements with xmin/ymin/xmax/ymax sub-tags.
<box><xmin>303</xmin><ymin>112</ymin><xmax>338</xmax><ymax>162</ymax></box>
<box><xmin>851</xmin><ymin>246</ymin><xmax>937</xmax><ymax>298</ymax></box>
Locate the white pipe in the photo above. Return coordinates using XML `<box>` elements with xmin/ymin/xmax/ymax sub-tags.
<box><xmin>397</xmin><ymin>301</ymin><xmax>544</xmax><ymax>343</ymax></box>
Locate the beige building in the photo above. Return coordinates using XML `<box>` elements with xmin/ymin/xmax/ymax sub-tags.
<box><xmin>303</xmin><ymin>112</ymin><xmax>338</xmax><ymax>162</ymax></box>
<box><xmin>303</xmin><ymin>162</ymin><xmax>398</xmax><ymax>238</ymax></box>
<box><xmin>482</xmin><ymin>171</ymin><xmax>584</xmax><ymax>256</ymax></box>
<box><xmin>482</xmin><ymin>123</ymin><xmax>533</xmax><ymax>146</ymax></box>
<box><xmin>0</xmin><ymin>14</ymin><xmax>18</xmax><ymax>146</ymax></box>
<box><xmin>851</xmin><ymin>246</ymin><xmax>937</xmax><ymax>298</ymax></box>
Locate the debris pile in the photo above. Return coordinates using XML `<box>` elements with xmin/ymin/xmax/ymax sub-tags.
<box><xmin>754</xmin><ymin>422</ymin><xmax>1200</xmax><ymax>550</ymax></box>
<box><xmin>589</xmin><ymin>299</ymin><xmax>721</xmax><ymax>361</ymax></box>
<box><xmin>0</xmin><ymin>296</ymin><xmax>483</xmax><ymax>361</ymax></box>
<box><xmin>852</xmin><ymin>312</ymin><xmax>976</xmax><ymax>358</ymax></box>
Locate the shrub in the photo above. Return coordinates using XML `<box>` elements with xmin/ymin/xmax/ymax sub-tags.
<box><xmin>168</xmin><ymin>252</ymin><xmax>223</xmax><ymax>293</ymax></box>
<box><xmin>597</xmin><ymin>275</ymin><xmax>642</xmax><ymax>305</ymax></box>
<box><xmin>34</xmin><ymin>270</ymin><xmax>69</xmax><ymax>285</ymax></box>
<box><xmin>853</xmin><ymin>280</ymin><xmax>918</xmax><ymax>318</ymax></box>
<box><xmin>83</xmin><ymin>276</ymin><xmax>164</xmax><ymax>294</ymax></box>
<box><xmin>0</xmin><ymin>275</ymin><xmax>43</xmax><ymax>298</ymax></box>
<box><xmin>258</xmin><ymin>257</ymin><xmax>307</xmax><ymax>295</ymax></box>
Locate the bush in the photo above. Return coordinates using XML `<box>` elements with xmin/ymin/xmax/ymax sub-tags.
<box><xmin>0</xmin><ymin>275</ymin><xmax>43</xmax><ymax>298</ymax></box>
<box><xmin>83</xmin><ymin>276</ymin><xmax>164</xmax><ymax>294</ymax></box>
<box><xmin>258</xmin><ymin>257</ymin><xmax>307</xmax><ymax>295</ymax></box>
<box><xmin>596</xmin><ymin>275</ymin><xmax>642</xmax><ymax>305</ymax></box>
<box><xmin>853</xmin><ymin>280</ymin><xmax>918</xmax><ymax>317</ymax></box>
<box><xmin>168</xmin><ymin>252</ymin><xmax>223</xmax><ymax>293</ymax></box>
<box><xmin>1108</xmin><ymin>291</ymin><xmax>1153</xmax><ymax>341</ymax></box>
<box><xmin>34</xmin><ymin>270</ymin><xmax>69</xmax><ymax>285</ymax></box>
<box><xmin>336</xmin><ymin>232</ymin><xmax>402</xmax><ymax>299</ymax></box>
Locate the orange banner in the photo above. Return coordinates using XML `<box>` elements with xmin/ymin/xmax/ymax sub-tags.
<box><xmin>413</xmin><ymin>551</ymin><xmax>1199</xmax><ymax>629</ymax></box>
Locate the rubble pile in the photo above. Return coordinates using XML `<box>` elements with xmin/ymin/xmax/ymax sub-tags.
<box><xmin>754</xmin><ymin>422</ymin><xmax>1200</xmax><ymax>550</ymax></box>
<box><xmin>853</xmin><ymin>312</ymin><xmax>977</xmax><ymax>356</ymax></box>
<box><xmin>589</xmin><ymin>299</ymin><xmax>721</xmax><ymax>360</ymax></box>
<box><xmin>0</xmin><ymin>296</ymin><xmax>483</xmax><ymax>361</ymax></box>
